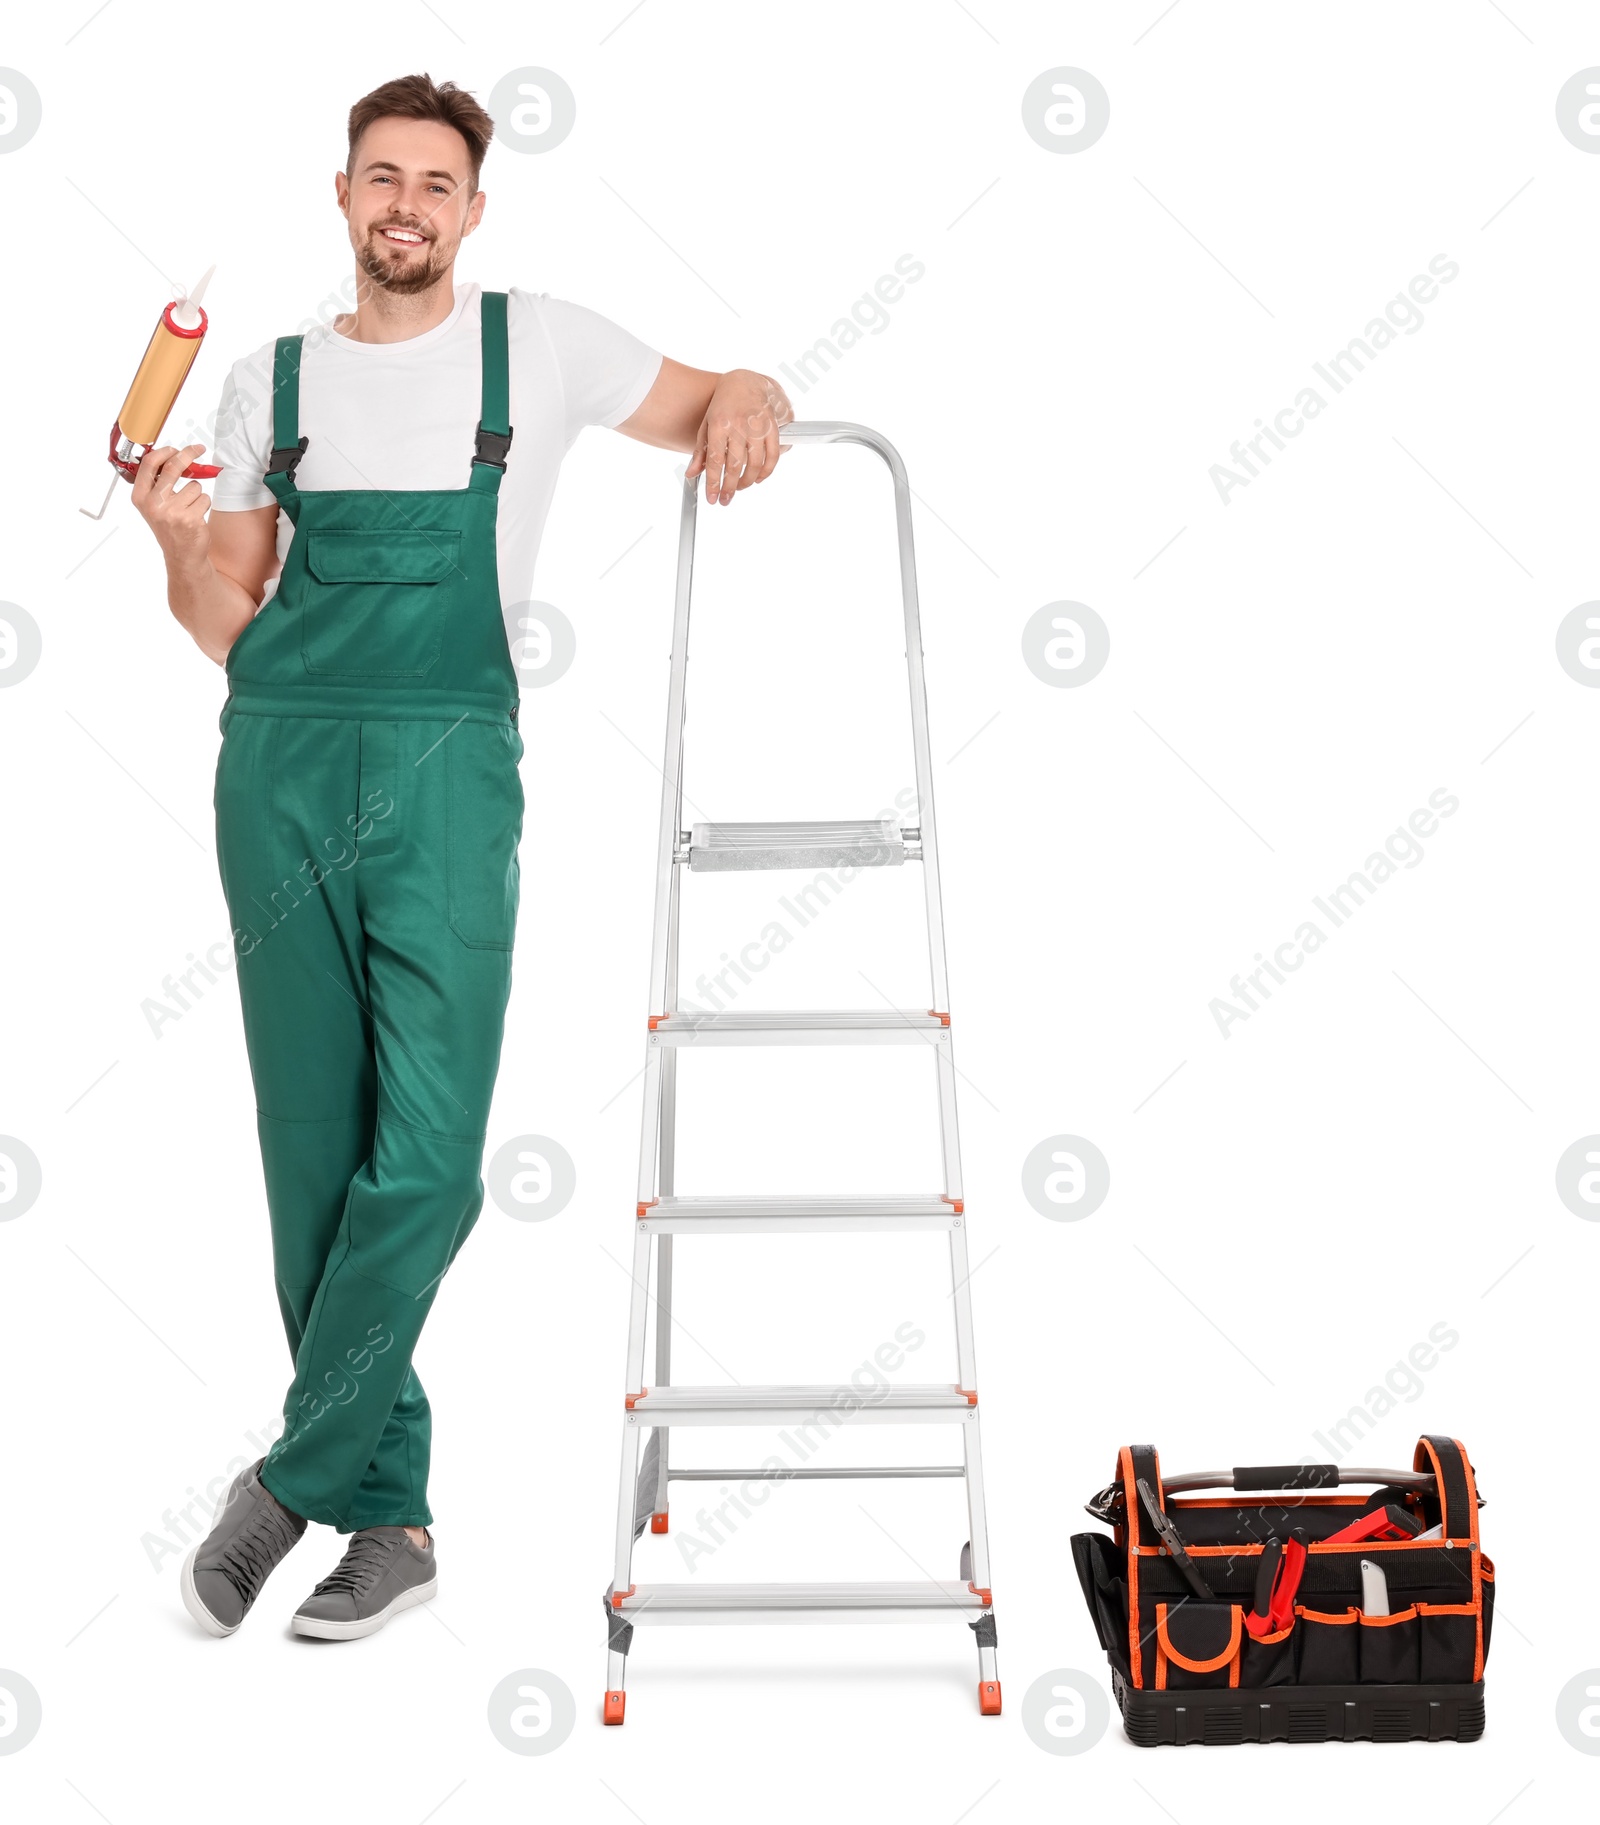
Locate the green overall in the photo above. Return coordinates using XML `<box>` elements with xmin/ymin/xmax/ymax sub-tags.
<box><xmin>214</xmin><ymin>292</ymin><xmax>522</xmax><ymax>1532</ymax></box>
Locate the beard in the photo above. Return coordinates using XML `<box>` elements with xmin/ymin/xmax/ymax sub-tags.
<box><xmin>355</xmin><ymin>224</ymin><xmax>451</xmax><ymax>297</ymax></box>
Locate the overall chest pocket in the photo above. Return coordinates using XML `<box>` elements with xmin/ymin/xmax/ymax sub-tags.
<box><xmin>300</xmin><ymin>529</ymin><xmax>461</xmax><ymax>676</ymax></box>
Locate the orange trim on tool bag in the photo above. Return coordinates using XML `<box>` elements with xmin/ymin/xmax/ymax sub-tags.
<box><xmin>1357</xmin><ymin>1604</ymin><xmax>1418</xmax><ymax>1628</ymax></box>
<box><xmin>1416</xmin><ymin>1602</ymin><xmax>1476</xmax><ymax>1616</ymax></box>
<box><xmin>1454</xmin><ymin>1437</ymin><xmax>1481</xmax><ymax>1546</ymax></box>
<box><xmin>1155</xmin><ymin>1602</ymin><xmax>1243</xmax><ymax>1674</ymax></box>
<box><xmin>1250</xmin><ymin>1621</ymin><xmax>1295</xmax><ymax>1645</ymax></box>
<box><xmin>1295</xmin><ymin>1604</ymin><xmax>1358</xmax><ymax>1625</ymax></box>
<box><xmin>610</xmin><ymin>1585</ymin><xmax>636</xmax><ymax>1607</ymax></box>
<box><xmin>928</xmin><ymin>1010</ymin><xmax>951</xmax><ymax>1025</ymax></box>
<box><xmin>1119</xmin><ymin>1448</ymin><xmax>1143</xmax><ymax>1686</ymax></box>
<box><xmin>1170</xmin><ymin>1494</ymin><xmax>1368</xmax><ymax>1509</ymax></box>
<box><xmin>625</xmin><ymin>1389</ymin><xmax>649</xmax><ymax>1409</ymax></box>
<box><xmin>1481</xmin><ymin>1557</ymin><xmax>1495</xmax><ymax>1579</ymax></box>
<box><xmin>1137</xmin><ymin>1537</ymin><xmax>1468</xmax><ymax>1557</ymax></box>
<box><xmin>1456</xmin><ymin>1431</ymin><xmax>1485</xmax><ymax>1678</ymax></box>
<box><xmin>1474</xmin><ymin>1547</ymin><xmax>1488</xmax><ymax>1671</ymax></box>
<box><xmin>941</xmin><ymin>1196</ymin><xmax>964</xmax><ymax>1213</ymax></box>
<box><xmin>1309</xmin><ymin>1537</ymin><xmax>1471</xmax><ymax>1553</ymax></box>
<box><xmin>1137</xmin><ymin>1542</ymin><xmax>1264</xmax><ymax>1557</ymax></box>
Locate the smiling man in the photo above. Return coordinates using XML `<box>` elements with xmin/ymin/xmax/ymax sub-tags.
<box><xmin>131</xmin><ymin>72</ymin><xmax>791</xmax><ymax>1642</ymax></box>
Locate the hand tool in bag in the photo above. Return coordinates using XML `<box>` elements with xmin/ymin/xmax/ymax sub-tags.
<box><xmin>1137</xmin><ymin>1478</ymin><xmax>1215</xmax><ymax>1599</ymax></box>
<box><xmin>1361</xmin><ymin>1558</ymin><xmax>1392</xmax><ymax>1615</ymax></box>
<box><xmin>81</xmin><ymin>266</ymin><xmax>223</xmax><ymax>520</ymax></box>
<box><xmin>603</xmin><ymin>425</ymin><xmax>1000</xmax><ymax>1724</ymax></box>
<box><xmin>1244</xmin><ymin>1526</ymin><xmax>1308</xmax><ymax>1636</ymax></box>
<box><xmin>1324</xmin><ymin>1503</ymin><xmax>1422</xmax><ymax>1545</ymax></box>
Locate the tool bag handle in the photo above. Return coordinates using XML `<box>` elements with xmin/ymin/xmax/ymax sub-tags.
<box><xmin>1163</xmin><ymin>1465</ymin><xmax>1439</xmax><ymax>1494</ymax></box>
<box><xmin>1414</xmin><ymin>1435</ymin><xmax>1480</xmax><ymax>1541</ymax></box>
<box><xmin>1122</xmin><ymin>1443</ymin><xmax>1162</xmax><ymax>1541</ymax></box>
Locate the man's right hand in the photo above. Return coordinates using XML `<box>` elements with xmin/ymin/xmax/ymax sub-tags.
<box><xmin>131</xmin><ymin>443</ymin><xmax>212</xmax><ymax>566</ymax></box>
<box><xmin>130</xmin><ymin>449</ymin><xmax>279</xmax><ymax>667</ymax></box>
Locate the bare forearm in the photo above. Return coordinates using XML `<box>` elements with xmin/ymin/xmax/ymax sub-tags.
<box><xmin>623</xmin><ymin>363</ymin><xmax>720</xmax><ymax>452</ymax></box>
<box><xmin>167</xmin><ymin>552</ymin><xmax>257</xmax><ymax>667</ymax></box>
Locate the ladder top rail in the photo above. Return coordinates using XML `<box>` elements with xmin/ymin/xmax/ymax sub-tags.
<box><xmin>772</xmin><ymin>420</ymin><xmax>908</xmax><ymax>484</ymax></box>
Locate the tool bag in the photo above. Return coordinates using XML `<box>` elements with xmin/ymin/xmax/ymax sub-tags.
<box><xmin>1071</xmin><ymin>1436</ymin><xmax>1492</xmax><ymax>1745</ymax></box>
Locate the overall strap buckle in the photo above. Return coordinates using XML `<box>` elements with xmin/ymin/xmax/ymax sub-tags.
<box><xmin>266</xmin><ymin>435</ymin><xmax>309</xmax><ymax>481</ymax></box>
<box><xmin>474</xmin><ymin>423</ymin><xmax>514</xmax><ymax>471</ymax></box>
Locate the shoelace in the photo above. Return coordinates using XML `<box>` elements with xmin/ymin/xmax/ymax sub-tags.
<box><xmin>310</xmin><ymin>1530</ymin><xmax>402</xmax><ymax>1598</ymax></box>
<box><xmin>214</xmin><ymin>1498</ymin><xmax>304</xmax><ymax>1609</ymax></box>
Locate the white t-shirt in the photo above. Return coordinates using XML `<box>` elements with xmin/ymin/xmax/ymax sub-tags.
<box><xmin>210</xmin><ymin>281</ymin><xmax>662</xmax><ymax>622</ymax></box>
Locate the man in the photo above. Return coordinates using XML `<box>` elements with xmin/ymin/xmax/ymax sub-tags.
<box><xmin>134</xmin><ymin>72</ymin><xmax>791</xmax><ymax>1641</ymax></box>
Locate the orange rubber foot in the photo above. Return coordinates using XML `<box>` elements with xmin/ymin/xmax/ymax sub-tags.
<box><xmin>603</xmin><ymin>1689</ymin><xmax>626</xmax><ymax>1725</ymax></box>
<box><xmin>650</xmin><ymin>1512</ymin><xmax>669</xmax><ymax>1534</ymax></box>
<box><xmin>979</xmin><ymin>1680</ymin><xmax>1002</xmax><ymax>1716</ymax></box>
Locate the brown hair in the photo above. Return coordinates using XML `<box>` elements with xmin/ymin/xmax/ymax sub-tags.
<box><xmin>347</xmin><ymin>74</ymin><xmax>493</xmax><ymax>192</ymax></box>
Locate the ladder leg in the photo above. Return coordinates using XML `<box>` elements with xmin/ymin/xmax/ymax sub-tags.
<box><xmin>649</xmin><ymin>795</ymin><xmax>684</xmax><ymax>1535</ymax></box>
<box><xmin>948</xmin><ymin>1219</ymin><xmax>978</xmax><ymax>1395</ymax></box>
<box><xmin>649</xmin><ymin>1233</ymin><xmax>673</xmax><ymax>1531</ymax></box>
<box><xmin>622</xmin><ymin>1222</ymin><xmax>652</xmax><ymax>1393</ymax></box>
<box><xmin>959</xmin><ymin>1399</ymin><xmax>1000</xmax><ymax>1715</ymax></box>
<box><xmin>959</xmin><ymin>1408</ymin><xmax>992</xmax><ymax>1592</ymax></box>
<box><xmin>636</xmin><ymin>1046</ymin><xmax>665</xmax><ymax>1208</ymax></box>
<box><xmin>606</xmin><ymin>1408</ymin><xmax>644</xmax><ymax>1724</ymax></box>
<box><xmin>934</xmin><ymin>1037</ymin><xmax>963</xmax><ymax>1201</ymax></box>
<box><xmin>614</xmin><ymin>1225</ymin><xmax>653</xmax><ymax>1577</ymax></box>
<box><xmin>604</xmin><ymin>1592</ymin><xmax>633</xmax><ymax>1724</ymax></box>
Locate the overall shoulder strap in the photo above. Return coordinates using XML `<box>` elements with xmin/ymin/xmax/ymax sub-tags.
<box><xmin>471</xmin><ymin>290</ymin><xmax>513</xmax><ymax>492</ymax></box>
<box><xmin>264</xmin><ymin>333</ymin><xmax>308</xmax><ymax>507</ymax></box>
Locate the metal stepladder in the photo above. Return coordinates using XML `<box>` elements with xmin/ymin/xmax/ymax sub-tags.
<box><xmin>603</xmin><ymin>423</ymin><xmax>998</xmax><ymax>1723</ymax></box>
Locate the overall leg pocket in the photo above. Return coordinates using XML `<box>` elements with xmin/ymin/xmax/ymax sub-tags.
<box><xmin>446</xmin><ymin>721</ymin><xmax>524</xmax><ymax>951</ymax></box>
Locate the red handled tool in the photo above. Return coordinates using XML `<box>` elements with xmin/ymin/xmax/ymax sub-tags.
<box><xmin>1322</xmin><ymin>1503</ymin><xmax>1423</xmax><ymax>1546</ymax></box>
<box><xmin>1245</xmin><ymin>1527</ymin><xmax>1308</xmax><ymax>1637</ymax></box>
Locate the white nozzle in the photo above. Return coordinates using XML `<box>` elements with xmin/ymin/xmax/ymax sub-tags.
<box><xmin>169</xmin><ymin>263</ymin><xmax>215</xmax><ymax>331</ymax></box>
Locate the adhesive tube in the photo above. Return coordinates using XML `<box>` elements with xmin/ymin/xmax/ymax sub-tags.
<box><xmin>117</xmin><ymin>265</ymin><xmax>214</xmax><ymax>445</ymax></box>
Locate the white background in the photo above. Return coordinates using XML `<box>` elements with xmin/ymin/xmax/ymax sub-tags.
<box><xmin>0</xmin><ymin>0</ymin><xmax>1594</xmax><ymax>1816</ymax></box>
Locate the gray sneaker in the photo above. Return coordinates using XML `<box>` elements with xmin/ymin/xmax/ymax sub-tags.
<box><xmin>291</xmin><ymin>1526</ymin><xmax>438</xmax><ymax>1640</ymax></box>
<box><xmin>180</xmin><ymin>1457</ymin><xmax>307</xmax><ymax>1637</ymax></box>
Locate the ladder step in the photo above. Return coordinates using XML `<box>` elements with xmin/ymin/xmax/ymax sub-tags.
<box><xmin>685</xmin><ymin>819</ymin><xmax>910</xmax><ymax>871</ymax></box>
<box><xmin>665</xmin><ymin>1465</ymin><xmax>964</xmax><ymax>1480</ymax></box>
<box><xmin>643</xmin><ymin>1194</ymin><xmax>960</xmax><ymax>1233</ymax></box>
<box><xmin>615</xmin><ymin>1581</ymin><xmax>990</xmax><ymax>1625</ymax></box>
<box><xmin>628</xmin><ymin>1383</ymin><xmax>975</xmax><ymax>1425</ymax></box>
<box><xmin>651</xmin><ymin>1008</ymin><xmax>948</xmax><ymax>1046</ymax></box>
